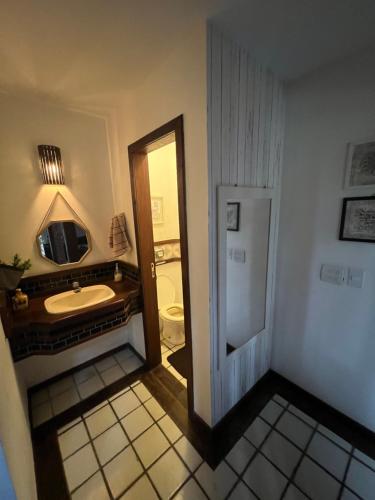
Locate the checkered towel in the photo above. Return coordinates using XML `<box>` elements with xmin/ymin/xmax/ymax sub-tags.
<box><xmin>109</xmin><ymin>213</ymin><xmax>131</xmax><ymax>257</ymax></box>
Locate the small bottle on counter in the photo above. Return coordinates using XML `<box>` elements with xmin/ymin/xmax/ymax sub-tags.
<box><xmin>12</xmin><ymin>288</ymin><xmax>29</xmax><ymax>311</ymax></box>
<box><xmin>114</xmin><ymin>263</ymin><xmax>123</xmax><ymax>282</ymax></box>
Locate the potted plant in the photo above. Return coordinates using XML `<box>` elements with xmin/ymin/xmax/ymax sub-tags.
<box><xmin>0</xmin><ymin>254</ymin><xmax>32</xmax><ymax>290</ymax></box>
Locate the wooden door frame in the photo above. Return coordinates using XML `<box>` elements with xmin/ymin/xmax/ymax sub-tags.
<box><xmin>128</xmin><ymin>115</ymin><xmax>194</xmax><ymax>416</ymax></box>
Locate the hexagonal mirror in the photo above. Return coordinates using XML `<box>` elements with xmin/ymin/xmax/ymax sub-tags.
<box><xmin>37</xmin><ymin>220</ymin><xmax>91</xmax><ymax>265</ymax></box>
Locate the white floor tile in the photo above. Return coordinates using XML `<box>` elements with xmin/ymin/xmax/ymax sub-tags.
<box><xmin>149</xmin><ymin>448</ymin><xmax>190</xmax><ymax>499</ymax></box>
<box><xmin>100</xmin><ymin>364</ymin><xmax>125</xmax><ymax>386</ymax></box>
<box><xmin>83</xmin><ymin>401</ymin><xmax>108</xmax><ymax>418</ymax></box>
<box><xmin>160</xmin><ymin>343</ymin><xmax>169</xmax><ymax>354</ymax></box>
<box><xmin>260</xmin><ymin>400</ymin><xmax>284</xmax><ymax>425</ymax></box>
<box><xmin>174</xmin><ymin>436</ymin><xmax>203</xmax><ymax>471</ymax></box>
<box><xmin>345</xmin><ymin>457</ymin><xmax>375</xmax><ymax>499</ymax></box>
<box><xmin>353</xmin><ymin>448</ymin><xmax>375</xmax><ymax>470</ymax></box>
<box><xmin>73</xmin><ymin>366</ymin><xmax>97</xmax><ymax>385</ymax></box>
<box><xmin>143</xmin><ymin>399</ymin><xmax>164</xmax><ymax>423</ymax></box>
<box><xmin>261</xmin><ymin>430</ymin><xmax>302</xmax><ymax>476</ymax></box>
<box><xmin>109</xmin><ymin>387</ymin><xmax>130</xmax><ymax>402</ymax></box>
<box><xmin>48</xmin><ymin>376</ymin><xmax>75</xmax><ymax>398</ymax></box>
<box><xmin>161</xmin><ymin>351</ymin><xmax>172</xmax><ymax>367</ymax></box>
<box><xmin>272</xmin><ymin>394</ymin><xmax>288</xmax><ymax>407</ymax></box>
<box><xmin>71</xmin><ymin>471</ymin><xmax>110</xmax><ymax>500</ymax></box>
<box><xmin>167</xmin><ymin>365</ymin><xmax>183</xmax><ymax>381</ymax></box>
<box><xmin>111</xmin><ymin>390</ymin><xmax>141</xmax><ymax>419</ymax></box>
<box><xmin>195</xmin><ymin>461</ymin><xmax>237</xmax><ymax>500</ymax></box>
<box><xmin>31</xmin><ymin>388</ymin><xmax>49</xmax><ymax>408</ymax></box>
<box><xmin>243</xmin><ymin>454</ymin><xmax>288</xmax><ymax>500</ymax></box>
<box><xmin>341</xmin><ymin>488</ymin><xmax>360</xmax><ymax>500</ymax></box>
<box><xmin>63</xmin><ymin>444</ymin><xmax>99</xmax><ymax>492</ymax></box>
<box><xmin>58</xmin><ymin>417</ymin><xmax>82</xmax><ymax>435</ymax></box>
<box><xmin>307</xmin><ymin>432</ymin><xmax>349</xmax><ymax>480</ymax></box>
<box><xmin>226</xmin><ymin>437</ymin><xmax>256</xmax><ymax>474</ymax></box>
<box><xmin>120</xmin><ymin>355</ymin><xmax>143</xmax><ymax>373</ymax></box>
<box><xmin>115</xmin><ymin>348</ymin><xmax>134</xmax><ymax>363</ymax></box>
<box><xmin>133</xmin><ymin>424</ymin><xmax>170</xmax><ymax>468</ymax></box>
<box><xmin>120</xmin><ymin>475</ymin><xmax>158</xmax><ymax>499</ymax></box>
<box><xmin>317</xmin><ymin>425</ymin><xmax>351</xmax><ymax>451</ymax></box>
<box><xmin>288</xmin><ymin>406</ymin><xmax>316</xmax><ymax>427</ymax></box>
<box><xmin>32</xmin><ymin>401</ymin><xmax>53</xmax><ymax>427</ymax></box>
<box><xmin>284</xmin><ymin>484</ymin><xmax>309</xmax><ymax>500</ymax></box>
<box><xmin>51</xmin><ymin>387</ymin><xmax>80</xmax><ymax>415</ymax></box>
<box><xmin>244</xmin><ymin>417</ymin><xmax>271</xmax><ymax>447</ymax></box>
<box><xmin>228</xmin><ymin>481</ymin><xmax>257</xmax><ymax>500</ymax></box>
<box><xmin>276</xmin><ymin>411</ymin><xmax>313</xmax><ymax>449</ymax></box>
<box><xmin>180</xmin><ymin>378</ymin><xmax>187</xmax><ymax>387</ymax></box>
<box><xmin>121</xmin><ymin>406</ymin><xmax>153</xmax><ymax>440</ymax></box>
<box><xmin>95</xmin><ymin>356</ymin><xmax>117</xmax><ymax>373</ymax></box>
<box><xmin>58</xmin><ymin>421</ymin><xmax>89</xmax><ymax>459</ymax></box>
<box><xmin>103</xmin><ymin>447</ymin><xmax>143</xmax><ymax>498</ymax></box>
<box><xmin>158</xmin><ymin>415</ymin><xmax>183</xmax><ymax>443</ymax></box>
<box><xmin>77</xmin><ymin>375</ymin><xmax>105</xmax><ymax>400</ymax></box>
<box><xmin>85</xmin><ymin>404</ymin><xmax>117</xmax><ymax>439</ymax></box>
<box><xmin>93</xmin><ymin>423</ymin><xmax>129</xmax><ymax>465</ymax></box>
<box><xmin>295</xmin><ymin>457</ymin><xmax>340</xmax><ymax>500</ymax></box>
<box><xmin>132</xmin><ymin>383</ymin><xmax>152</xmax><ymax>402</ymax></box>
<box><xmin>173</xmin><ymin>478</ymin><xmax>206</xmax><ymax>500</ymax></box>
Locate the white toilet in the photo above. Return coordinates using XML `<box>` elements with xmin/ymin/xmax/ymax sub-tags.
<box><xmin>157</xmin><ymin>274</ymin><xmax>185</xmax><ymax>346</ymax></box>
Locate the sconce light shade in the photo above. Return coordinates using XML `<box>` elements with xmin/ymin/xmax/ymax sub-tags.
<box><xmin>38</xmin><ymin>145</ymin><xmax>65</xmax><ymax>185</ymax></box>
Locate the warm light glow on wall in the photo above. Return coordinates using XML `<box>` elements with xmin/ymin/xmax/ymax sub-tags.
<box><xmin>38</xmin><ymin>145</ymin><xmax>65</xmax><ymax>185</ymax></box>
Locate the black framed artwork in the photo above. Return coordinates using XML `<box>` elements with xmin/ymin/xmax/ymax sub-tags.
<box><xmin>227</xmin><ymin>202</ymin><xmax>240</xmax><ymax>231</ymax></box>
<box><xmin>339</xmin><ymin>196</ymin><xmax>375</xmax><ymax>243</ymax></box>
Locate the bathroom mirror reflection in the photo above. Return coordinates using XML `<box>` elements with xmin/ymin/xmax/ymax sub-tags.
<box><xmin>37</xmin><ymin>221</ymin><xmax>91</xmax><ymax>265</ymax></box>
<box><xmin>218</xmin><ymin>186</ymin><xmax>277</xmax><ymax>361</ymax></box>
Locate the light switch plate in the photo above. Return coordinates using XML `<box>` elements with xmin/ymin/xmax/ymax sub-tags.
<box><xmin>233</xmin><ymin>248</ymin><xmax>246</xmax><ymax>263</ymax></box>
<box><xmin>348</xmin><ymin>268</ymin><xmax>364</xmax><ymax>288</ymax></box>
<box><xmin>320</xmin><ymin>264</ymin><xmax>346</xmax><ymax>285</ymax></box>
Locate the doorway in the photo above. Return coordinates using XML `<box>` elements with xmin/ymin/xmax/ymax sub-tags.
<box><xmin>128</xmin><ymin>116</ymin><xmax>194</xmax><ymax>416</ymax></box>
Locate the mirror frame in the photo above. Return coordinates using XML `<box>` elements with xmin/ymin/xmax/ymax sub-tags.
<box><xmin>36</xmin><ymin>219</ymin><xmax>92</xmax><ymax>267</ymax></box>
<box><xmin>217</xmin><ymin>186</ymin><xmax>279</xmax><ymax>369</ymax></box>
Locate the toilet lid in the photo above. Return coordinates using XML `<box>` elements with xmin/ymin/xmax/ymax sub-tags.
<box><xmin>156</xmin><ymin>274</ymin><xmax>175</xmax><ymax>307</ymax></box>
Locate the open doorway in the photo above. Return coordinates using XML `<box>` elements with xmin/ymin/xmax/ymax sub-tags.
<box><xmin>128</xmin><ymin>116</ymin><xmax>194</xmax><ymax>416</ymax></box>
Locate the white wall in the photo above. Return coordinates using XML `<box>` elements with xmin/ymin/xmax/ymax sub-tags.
<box><xmin>0</xmin><ymin>320</ymin><xmax>37</xmax><ymax>500</ymax></box>
<box><xmin>273</xmin><ymin>47</ymin><xmax>375</xmax><ymax>431</ymax></box>
<box><xmin>207</xmin><ymin>25</ymin><xmax>285</xmax><ymax>422</ymax></box>
<box><xmin>111</xmin><ymin>21</ymin><xmax>211</xmax><ymax>424</ymax></box>
<box><xmin>0</xmin><ymin>93</ymin><xmax>116</xmax><ymax>276</ymax></box>
<box><xmin>148</xmin><ymin>142</ymin><xmax>180</xmax><ymax>242</ymax></box>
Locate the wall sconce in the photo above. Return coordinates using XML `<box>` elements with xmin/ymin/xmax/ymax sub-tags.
<box><xmin>38</xmin><ymin>145</ymin><xmax>65</xmax><ymax>185</ymax></box>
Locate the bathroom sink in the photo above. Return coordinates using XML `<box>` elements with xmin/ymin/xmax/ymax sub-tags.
<box><xmin>44</xmin><ymin>284</ymin><xmax>115</xmax><ymax>314</ymax></box>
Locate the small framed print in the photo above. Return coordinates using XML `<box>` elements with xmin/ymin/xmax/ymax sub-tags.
<box><xmin>227</xmin><ymin>202</ymin><xmax>240</xmax><ymax>231</ymax></box>
<box><xmin>151</xmin><ymin>197</ymin><xmax>164</xmax><ymax>224</ymax></box>
<box><xmin>339</xmin><ymin>196</ymin><xmax>375</xmax><ymax>243</ymax></box>
<box><xmin>344</xmin><ymin>139</ymin><xmax>375</xmax><ymax>189</ymax></box>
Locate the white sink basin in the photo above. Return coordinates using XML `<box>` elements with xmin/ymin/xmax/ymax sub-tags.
<box><xmin>44</xmin><ymin>284</ymin><xmax>115</xmax><ymax>314</ymax></box>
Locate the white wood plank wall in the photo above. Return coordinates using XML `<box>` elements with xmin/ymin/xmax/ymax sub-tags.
<box><xmin>207</xmin><ymin>24</ymin><xmax>286</xmax><ymax>423</ymax></box>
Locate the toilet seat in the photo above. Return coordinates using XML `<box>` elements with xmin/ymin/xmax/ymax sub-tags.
<box><xmin>160</xmin><ymin>302</ymin><xmax>184</xmax><ymax>322</ymax></box>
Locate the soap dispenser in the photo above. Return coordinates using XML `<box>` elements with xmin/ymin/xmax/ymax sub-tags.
<box><xmin>114</xmin><ymin>263</ymin><xmax>123</xmax><ymax>282</ymax></box>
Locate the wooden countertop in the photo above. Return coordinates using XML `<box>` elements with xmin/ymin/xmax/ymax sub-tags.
<box><xmin>10</xmin><ymin>278</ymin><xmax>141</xmax><ymax>336</ymax></box>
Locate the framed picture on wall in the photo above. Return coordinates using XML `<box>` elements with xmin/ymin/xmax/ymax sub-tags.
<box><xmin>151</xmin><ymin>196</ymin><xmax>164</xmax><ymax>224</ymax></box>
<box><xmin>227</xmin><ymin>202</ymin><xmax>240</xmax><ymax>231</ymax></box>
<box><xmin>339</xmin><ymin>196</ymin><xmax>375</xmax><ymax>243</ymax></box>
<box><xmin>344</xmin><ymin>139</ymin><xmax>375</xmax><ymax>189</ymax></box>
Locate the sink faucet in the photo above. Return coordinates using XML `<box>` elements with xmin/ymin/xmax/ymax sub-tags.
<box><xmin>72</xmin><ymin>281</ymin><xmax>81</xmax><ymax>293</ymax></box>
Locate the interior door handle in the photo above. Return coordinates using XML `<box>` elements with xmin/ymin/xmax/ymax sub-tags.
<box><xmin>151</xmin><ymin>262</ymin><xmax>155</xmax><ymax>279</ymax></box>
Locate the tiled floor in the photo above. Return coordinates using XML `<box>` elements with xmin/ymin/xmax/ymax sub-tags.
<box><xmin>57</xmin><ymin>386</ymin><xmax>375</xmax><ymax>499</ymax></box>
<box><xmin>160</xmin><ymin>338</ymin><xmax>187</xmax><ymax>387</ymax></box>
<box><xmin>31</xmin><ymin>346</ymin><xmax>143</xmax><ymax>428</ymax></box>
